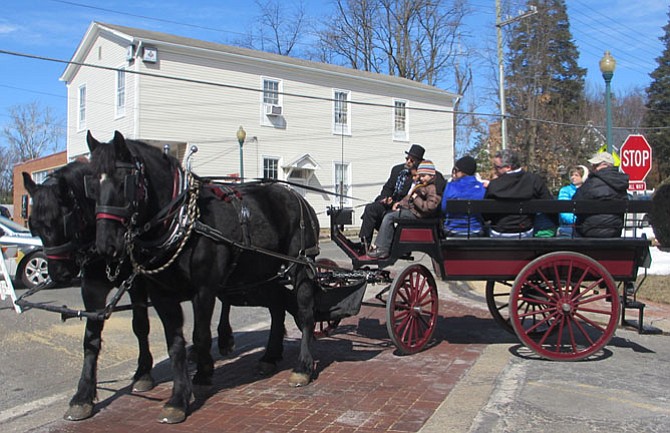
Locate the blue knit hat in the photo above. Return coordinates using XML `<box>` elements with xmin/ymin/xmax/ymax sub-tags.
<box><xmin>417</xmin><ymin>160</ymin><xmax>436</xmax><ymax>176</ymax></box>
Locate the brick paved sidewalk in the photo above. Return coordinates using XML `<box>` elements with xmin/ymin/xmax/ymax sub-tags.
<box><xmin>29</xmin><ymin>296</ymin><xmax>511</xmax><ymax>433</ymax></box>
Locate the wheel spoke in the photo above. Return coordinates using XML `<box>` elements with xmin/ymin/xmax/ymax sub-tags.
<box><xmin>387</xmin><ymin>265</ymin><xmax>438</xmax><ymax>354</ymax></box>
<box><xmin>510</xmin><ymin>252</ymin><xmax>619</xmax><ymax>361</ymax></box>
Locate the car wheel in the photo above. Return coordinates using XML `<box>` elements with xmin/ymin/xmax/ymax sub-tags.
<box><xmin>20</xmin><ymin>251</ymin><xmax>49</xmax><ymax>289</ymax></box>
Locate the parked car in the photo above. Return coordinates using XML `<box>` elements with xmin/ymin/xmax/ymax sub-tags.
<box><xmin>0</xmin><ymin>216</ymin><xmax>49</xmax><ymax>289</ymax></box>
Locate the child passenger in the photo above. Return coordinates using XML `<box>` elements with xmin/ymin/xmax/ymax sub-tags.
<box><xmin>369</xmin><ymin>160</ymin><xmax>441</xmax><ymax>259</ymax></box>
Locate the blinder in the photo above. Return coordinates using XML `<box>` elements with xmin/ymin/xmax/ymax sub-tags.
<box><xmin>92</xmin><ymin>161</ymin><xmax>146</xmax><ymax>225</ymax></box>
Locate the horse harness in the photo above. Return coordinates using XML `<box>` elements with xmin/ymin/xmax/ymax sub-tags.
<box><xmin>92</xmin><ymin>149</ymin><xmax>319</xmax><ymax>283</ymax></box>
<box><xmin>37</xmin><ymin>174</ymin><xmax>96</xmax><ymax>266</ymax></box>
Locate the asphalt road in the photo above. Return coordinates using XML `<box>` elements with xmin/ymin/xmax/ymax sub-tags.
<box><xmin>0</xmin><ymin>240</ymin><xmax>353</xmax><ymax>432</ymax></box>
<box><xmin>2</xmin><ymin>241</ymin><xmax>669</xmax><ymax>433</ymax></box>
<box><xmin>0</xmin><ymin>279</ymin><xmax>270</xmax><ymax>432</ymax></box>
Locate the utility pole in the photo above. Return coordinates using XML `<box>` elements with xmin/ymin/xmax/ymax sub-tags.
<box><xmin>496</xmin><ymin>1</ymin><xmax>537</xmax><ymax>150</ymax></box>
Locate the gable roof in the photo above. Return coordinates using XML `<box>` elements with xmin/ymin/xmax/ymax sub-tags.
<box><xmin>61</xmin><ymin>22</ymin><xmax>458</xmax><ymax>102</ymax></box>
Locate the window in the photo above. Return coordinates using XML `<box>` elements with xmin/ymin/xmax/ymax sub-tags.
<box><xmin>261</xmin><ymin>78</ymin><xmax>283</xmax><ymax>122</ymax></box>
<box><xmin>263</xmin><ymin>79</ymin><xmax>280</xmax><ymax>106</ymax></box>
<box><xmin>116</xmin><ymin>68</ymin><xmax>126</xmax><ymax>117</ymax></box>
<box><xmin>334</xmin><ymin>162</ymin><xmax>352</xmax><ymax>206</ymax></box>
<box><xmin>333</xmin><ymin>90</ymin><xmax>350</xmax><ymax>135</ymax></box>
<box><xmin>394</xmin><ymin>100</ymin><xmax>408</xmax><ymax>140</ymax></box>
<box><xmin>31</xmin><ymin>169</ymin><xmax>50</xmax><ymax>185</ymax></box>
<box><xmin>78</xmin><ymin>84</ymin><xmax>86</xmax><ymax>130</ymax></box>
<box><xmin>263</xmin><ymin>157</ymin><xmax>280</xmax><ymax>179</ymax></box>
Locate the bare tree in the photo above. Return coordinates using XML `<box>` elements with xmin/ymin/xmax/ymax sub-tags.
<box><xmin>238</xmin><ymin>0</ymin><xmax>309</xmax><ymax>56</ymax></box>
<box><xmin>313</xmin><ymin>0</ymin><xmax>381</xmax><ymax>71</ymax></box>
<box><xmin>2</xmin><ymin>101</ymin><xmax>64</xmax><ymax>162</ymax></box>
<box><xmin>0</xmin><ymin>101</ymin><xmax>64</xmax><ymax>202</ymax></box>
<box><xmin>316</xmin><ymin>0</ymin><xmax>468</xmax><ymax>87</ymax></box>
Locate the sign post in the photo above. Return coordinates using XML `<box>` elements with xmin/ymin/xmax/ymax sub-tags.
<box><xmin>619</xmin><ymin>134</ymin><xmax>652</xmax><ymax>191</ymax></box>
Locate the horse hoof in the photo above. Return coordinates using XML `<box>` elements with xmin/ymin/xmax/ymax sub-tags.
<box><xmin>157</xmin><ymin>406</ymin><xmax>186</xmax><ymax>424</ymax></box>
<box><xmin>256</xmin><ymin>361</ymin><xmax>277</xmax><ymax>376</ymax></box>
<box><xmin>219</xmin><ymin>343</ymin><xmax>235</xmax><ymax>357</ymax></box>
<box><xmin>288</xmin><ymin>372</ymin><xmax>311</xmax><ymax>387</ymax></box>
<box><xmin>192</xmin><ymin>373</ymin><xmax>212</xmax><ymax>386</ymax></box>
<box><xmin>64</xmin><ymin>403</ymin><xmax>94</xmax><ymax>421</ymax></box>
<box><xmin>187</xmin><ymin>347</ymin><xmax>198</xmax><ymax>363</ymax></box>
<box><xmin>132</xmin><ymin>375</ymin><xmax>156</xmax><ymax>393</ymax></box>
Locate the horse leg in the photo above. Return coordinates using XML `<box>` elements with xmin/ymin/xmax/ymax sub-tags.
<box><xmin>191</xmin><ymin>291</ymin><xmax>216</xmax><ymax>386</ymax></box>
<box><xmin>128</xmin><ymin>285</ymin><xmax>155</xmax><ymax>392</ymax></box>
<box><xmin>217</xmin><ymin>299</ymin><xmax>235</xmax><ymax>356</ymax></box>
<box><xmin>151</xmin><ymin>293</ymin><xmax>191</xmax><ymax>424</ymax></box>
<box><xmin>289</xmin><ymin>266</ymin><xmax>317</xmax><ymax>387</ymax></box>
<box><xmin>256</xmin><ymin>288</ymin><xmax>287</xmax><ymax>376</ymax></box>
<box><xmin>64</xmin><ymin>280</ymin><xmax>107</xmax><ymax>421</ymax></box>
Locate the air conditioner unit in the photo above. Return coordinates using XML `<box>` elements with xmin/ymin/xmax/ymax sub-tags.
<box><xmin>264</xmin><ymin>104</ymin><xmax>283</xmax><ymax>116</ymax></box>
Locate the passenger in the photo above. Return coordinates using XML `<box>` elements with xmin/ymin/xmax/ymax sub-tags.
<box><xmin>441</xmin><ymin>156</ymin><xmax>486</xmax><ymax>237</ymax></box>
<box><xmin>358</xmin><ymin>144</ymin><xmax>425</xmax><ymax>251</ymax></box>
<box><xmin>573</xmin><ymin>152</ymin><xmax>629</xmax><ymax>237</ymax></box>
<box><xmin>533</xmin><ymin>212</ymin><xmax>557</xmax><ymax>238</ymax></box>
<box><xmin>369</xmin><ymin>160</ymin><xmax>441</xmax><ymax>259</ymax></box>
<box><xmin>556</xmin><ymin>165</ymin><xmax>589</xmax><ymax>237</ymax></box>
<box><xmin>484</xmin><ymin>149</ymin><xmax>554</xmax><ymax>238</ymax></box>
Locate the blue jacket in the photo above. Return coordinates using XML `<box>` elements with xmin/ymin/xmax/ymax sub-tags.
<box><xmin>558</xmin><ymin>183</ymin><xmax>577</xmax><ymax>225</ymax></box>
<box><xmin>441</xmin><ymin>175</ymin><xmax>486</xmax><ymax>235</ymax></box>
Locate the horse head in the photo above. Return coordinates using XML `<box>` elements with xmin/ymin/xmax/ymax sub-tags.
<box><xmin>88</xmin><ymin>130</ymin><xmax>175</xmax><ymax>261</ymax></box>
<box><xmin>22</xmin><ymin>161</ymin><xmax>95</xmax><ymax>283</ymax></box>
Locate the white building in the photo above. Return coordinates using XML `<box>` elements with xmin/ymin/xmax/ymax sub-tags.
<box><xmin>61</xmin><ymin>22</ymin><xmax>458</xmax><ymax>228</ymax></box>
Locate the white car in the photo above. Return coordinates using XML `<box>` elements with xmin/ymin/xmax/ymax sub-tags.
<box><xmin>0</xmin><ymin>216</ymin><xmax>49</xmax><ymax>289</ymax></box>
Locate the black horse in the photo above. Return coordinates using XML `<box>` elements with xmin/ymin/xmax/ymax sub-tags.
<box><xmin>23</xmin><ymin>161</ymin><xmax>155</xmax><ymax>421</ymax></box>
<box><xmin>87</xmin><ymin>131</ymin><xmax>321</xmax><ymax>423</ymax></box>
<box><xmin>23</xmin><ymin>160</ymin><xmax>292</xmax><ymax>422</ymax></box>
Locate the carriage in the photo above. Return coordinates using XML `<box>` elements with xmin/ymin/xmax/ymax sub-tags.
<box><xmin>15</xmin><ymin>131</ymin><xmax>664</xmax><ymax>423</ymax></box>
<box><xmin>323</xmin><ymin>198</ymin><xmax>657</xmax><ymax>361</ymax></box>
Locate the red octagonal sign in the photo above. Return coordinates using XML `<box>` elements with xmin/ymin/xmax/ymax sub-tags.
<box><xmin>620</xmin><ymin>134</ymin><xmax>652</xmax><ymax>182</ymax></box>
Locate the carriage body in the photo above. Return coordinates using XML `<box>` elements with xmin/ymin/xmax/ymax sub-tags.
<box><xmin>328</xmin><ymin>199</ymin><xmax>655</xmax><ymax>360</ymax></box>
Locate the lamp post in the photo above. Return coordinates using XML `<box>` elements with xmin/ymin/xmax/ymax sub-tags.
<box><xmin>599</xmin><ymin>51</ymin><xmax>616</xmax><ymax>154</ymax></box>
<box><xmin>236</xmin><ymin>125</ymin><xmax>246</xmax><ymax>182</ymax></box>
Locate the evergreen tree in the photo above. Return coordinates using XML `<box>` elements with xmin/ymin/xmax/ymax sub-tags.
<box><xmin>643</xmin><ymin>5</ymin><xmax>670</xmax><ymax>183</ymax></box>
<box><xmin>504</xmin><ymin>0</ymin><xmax>586</xmax><ymax>183</ymax></box>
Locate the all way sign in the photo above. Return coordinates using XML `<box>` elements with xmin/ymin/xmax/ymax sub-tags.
<box><xmin>620</xmin><ymin>134</ymin><xmax>652</xmax><ymax>191</ymax></box>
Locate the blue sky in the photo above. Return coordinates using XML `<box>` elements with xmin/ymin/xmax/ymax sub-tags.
<box><xmin>0</xmin><ymin>0</ymin><xmax>668</xmax><ymax>146</ymax></box>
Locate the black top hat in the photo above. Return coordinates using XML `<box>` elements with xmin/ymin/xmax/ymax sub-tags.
<box><xmin>405</xmin><ymin>144</ymin><xmax>425</xmax><ymax>161</ymax></box>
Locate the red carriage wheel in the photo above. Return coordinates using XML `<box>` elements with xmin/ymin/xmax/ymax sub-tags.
<box><xmin>487</xmin><ymin>279</ymin><xmax>556</xmax><ymax>336</ymax></box>
<box><xmin>313</xmin><ymin>258</ymin><xmax>342</xmax><ymax>338</ymax></box>
<box><xmin>486</xmin><ymin>280</ymin><xmax>514</xmax><ymax>334</ymax></box>
<box><xmin>385</xmin><ymin>264</ymin><xmax>439</xmax><ymax>354</ymax></box>
<box><xmin>510</xmin><ymin>252</ymin><xmax>620</xmax><ymax>361</ymax></box>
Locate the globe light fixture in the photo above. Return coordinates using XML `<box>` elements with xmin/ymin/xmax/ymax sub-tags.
<box><xmin>236</xmin><ymin>125</ymin><xmax>246</xmax><ymax>182</ymax></box>
<box><xmin>599</xmin><ymin>51</ymin><xmax>616</xmax><ymax>153</ymax></box>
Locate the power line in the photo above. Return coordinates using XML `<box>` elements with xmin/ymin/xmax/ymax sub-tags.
<box><xmin>3</xmin><ymin>47</ymin><xmax>668</xmax><ymax>133</ymax></box>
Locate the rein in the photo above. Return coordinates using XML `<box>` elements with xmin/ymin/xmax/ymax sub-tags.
<box><xmin>128</xmin><ymin>169</ymin><xmax>200</xmax><ymax>275</ymax></box>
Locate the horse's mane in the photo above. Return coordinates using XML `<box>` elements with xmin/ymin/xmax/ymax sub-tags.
<box><xmin>91</xmin><ymin>138</ymin><xmax>118</xmax><ymax>175</ymax></box>
<box><xmin>92</xmin><ymin>137</ymin><xmax>181</xmax><ymax>175</ymax></box>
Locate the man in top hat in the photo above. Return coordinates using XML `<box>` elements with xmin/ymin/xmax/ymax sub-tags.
<box><xmin>359</xmin><ymin>144</ymin><xmax>425</xmax><ymax>250</ymax></box>
<box><xmin>573</xmin><ymin>151</ymin><xmax>629</xmax><ymax>237</ymax></box>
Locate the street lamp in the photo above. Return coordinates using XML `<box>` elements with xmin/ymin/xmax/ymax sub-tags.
<box><xmin>599</xmin><ymin>51</ymin><xmax>616</xmax><ymax>154</ymax></box>
<box><xmin>236</xmin><ymin>125</ymin><xmax>246</xmax><ymax>182</ymax></box>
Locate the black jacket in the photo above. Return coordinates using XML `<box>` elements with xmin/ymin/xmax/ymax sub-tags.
<box><xmin>573</xmin><ymin>167</ymin><xmax>629</xmax><ymax>237</ymax></box>
<box><xmin>484</xmin><ymin>170</ymin><xmax>553</xmax><ymax>233</ymax></box>
<box><xmin>376</xmin><ymin>163</ymin><xmax>446</xmax><ymax>204</ymax></box>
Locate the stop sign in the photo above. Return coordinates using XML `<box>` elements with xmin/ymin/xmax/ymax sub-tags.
<box><xmin>620</xmin><ymin>134</ymin><xmax>652</xmax><ymax>182</ymax></box>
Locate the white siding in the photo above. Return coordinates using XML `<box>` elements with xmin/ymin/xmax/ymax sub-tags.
<box><xmin>64</xmin><ymin>23</ymin><xmax>456</xmax><ymax>229</ymax></box>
